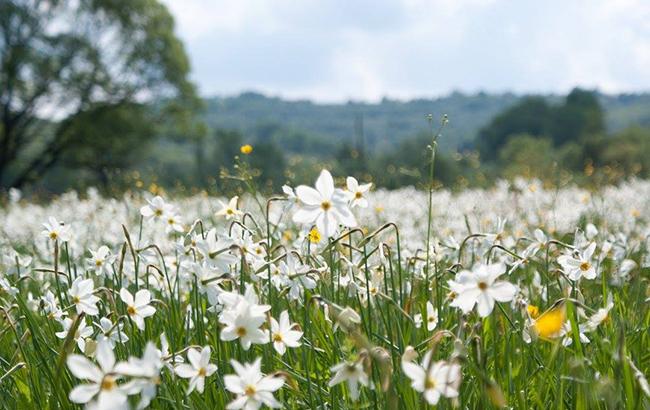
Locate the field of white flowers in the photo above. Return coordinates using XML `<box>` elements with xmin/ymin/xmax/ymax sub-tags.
<box><xmin>0</xmin><ymin>171</ymin><xmax>649</xmax><ymax>409</ymax></box>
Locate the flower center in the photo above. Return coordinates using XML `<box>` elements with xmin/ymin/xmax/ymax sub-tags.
<box><xmin>95</xmin><ymin>260</ymin><xmax>102</xmax><ymax>267</ymax></box>
<box><xmin>579</xmin><ymin>262</ymin><xmax>590</xmax><ymax>271</ymax></box>
<box><xmin>273</xmin><ymin>333</ymin><xmax>283</xmax><ymax>342</ymax></box>
<box><xmin>101</xmin><ymin>376</ymin><xmax>116</xmax><ymax>391</ymax></box>
<box><xmin>127</xmin><ymin>305</ymin><xmax>137</xmax><ymax>315</ymax></box>
<box><xmin>478</xmin><ymin>281</ymin><xmax>488</xmax><ymax>290</ymax></box>
<box><xmin>49</xmin><ymin>232</ymin><xmax>58</xmax><ymax>240</ymax></box>
<box><xmin>425</xmin><ymin>377</ymin><xmax>436</xmax><ymax>390</ymax></box>
<box><xmin>321</xmin><ymin>201</ymin><xmax>331</xmax><ymax>211</ymax></box>
<box><xmin>227</xmin><ymin>209</ymin><xmax>234</xmax><ymax>215</ymax></box>
<box><xmin>236</xmin><ymin>327</ymin><xmax>247</xmax><ymax>337</ymax></box>
<box><xmin>245</xmin><ymin>385</ymin><xmax>256</xmax><ymax>396</ymax></box>
<box><xmin>154</xmin><ymin>209</ymin><xmax>163</xmax><ymax>216</ymax></box>
<box><xmin>354</xmin><ymin>191</ymin><xmax>362</xmax><ymax>199</ymax></box>
<box><xmin>72</xmin><ymin>296</ymin><xmax>80</xmax><ymax>304</ymax></box>
<box><xmin>198</xmin><ymin>367</ymin><xmax>207</xmax><ymax>377</ymax></box>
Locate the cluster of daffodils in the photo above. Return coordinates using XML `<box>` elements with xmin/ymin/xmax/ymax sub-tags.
<box><xmin>0</xmin><ymin>172</ymin><xmax>649</xmax><ymax>409</ymax></box>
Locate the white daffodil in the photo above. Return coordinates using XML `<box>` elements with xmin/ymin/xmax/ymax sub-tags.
<box><xmin>402</xmin><ymin>351</ymin><xmax>461</xmax><ymax>405</ymax></box>
<box><xmin>558</xmin><ymin>242</ymin><xmax>597</xmax><ymax>281</ymax></box>
<box><xmin>220</xmin><ymin>300</ymin><xmax>269</xmax><ymax>350</ymax></box>
<box><xmin>224</xmin><ymin>358</ymin><xmax>284</xmax><ymax>409</ymax></box>
<box><xmin>95</xmin><ymin>317</ymin><xmax>128</xmax><ymax>348</ymax></box>
<box><xmin>292</xmin><ymin>170</ymin><xmax>356</xmax><ymax>238</ymax></box>
<box><xmin>164</xmin><ymin>213</ymin><xmax>184</xmax><ymax>233</ymax></box>
<box><xmin>175</xmin><ymin>346</ymin><xmax>218</xmax><ymax>394</ymax></box>
<box><xmin>415</xmin><ymin>301</ymin><xmax>438</xmax><ymax>331</ymax></box>
<box><xmin>87</xmin><ymin>246</ymin><xmax>114</xmax><ymax>276</ymax></box>
<box><xmin>449</xmin><ymin>263</ymin><xmax>517</xmax><ymax>317</ymax></box>
<box><xmin>345</xmin><ymin>176</ymin><xmax>372</xmax><ymax>208</ymax></box>
<box><xmin>140</xmin><ymin>196</ymin><xmax>173</xmax><ymax>220</ymax></box>
<box><xmin>216</xmin><ymin>196</ymin><xmax>243</xmax><ymax>219</ymax></box>
<box><xmin>66</xmin><ymin>340</ymin><xmax>128</xmax><ymax>409</ymax></box>
<box><xmin>69</xmin><ymin>277</ymin><xmax>100</xmax><ymax>316</ymax></box>
<box><xmin>270</xmin><ymin>310</ymin><xmax>303</xmax><ymax>356</ymax></box>
<box><xmin>56</xmin><ymin>317</ymin><xmax>93</xmax><ymax>352</ymax></box>
<box><xmin>115</xmin><ymin>342</ymin><xmax>163</xmax><ymax>409</ymax></box>
<box><xmin>328</xmin><ymin>360</ymin><xmax>369</xmax><ymax>401</ymax></box>
<box><xmin>120</xmin><ymin>288</ymin><xmax>156</xmax><ymax>331</ymax></box>
<box><xmin>42</xmin><ymin>216</ymin><xmax>72</xmax><ymax>242</ymax></box>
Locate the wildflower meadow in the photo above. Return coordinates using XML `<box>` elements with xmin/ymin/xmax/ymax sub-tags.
<box><xmin>0</xmin><ymin>162</ymin><xmax>649</xmax><ymax>409</ymax></box>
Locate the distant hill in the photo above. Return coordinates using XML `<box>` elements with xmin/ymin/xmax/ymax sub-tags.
<box><xmin>202</xmin><ymin>91</ymin><xmax>650</xmax><ymax>153</ymax></box>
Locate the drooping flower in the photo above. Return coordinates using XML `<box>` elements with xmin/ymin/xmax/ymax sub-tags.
<box><xmin>292</xmin><ymin>170</ymin><xmax>356</xmax><ymax>238</ymax></box>
<box><xmin>328</xmin><ymin>360</ymin><xmax>369</xmax><ymax>400</ymax></box>
<box><xmin>224</xmin><ymin>358</ymin><xmax>284</xmax><ymax>409</ymax></box>
<box><xmin>175</xmin><ymin>346</ymin><xmax>218</xmax><ymax>394</ymax></box>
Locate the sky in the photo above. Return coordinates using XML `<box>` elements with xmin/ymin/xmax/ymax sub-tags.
<box><xmin>161</xmin><ymin>0</ymin><xmax>650</xmax><ymax>102</ymax></box>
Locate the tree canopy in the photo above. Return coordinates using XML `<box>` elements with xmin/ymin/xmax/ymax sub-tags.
<box><xmin>0</xmin><ymin>0</ymin><xmax>199</xmax><ymax>189</ymax></box>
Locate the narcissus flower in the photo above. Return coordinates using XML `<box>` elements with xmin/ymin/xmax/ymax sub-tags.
<box><xmin>270</xmin><ymin>310</ymin><xmax>303</xmax><ymax>356</ymax></box>
<box><xmin>402</xmin><ymin>351</ymin><xmax>461</xmax><ymax>405</ymax></box>
<box><xmin>120</xmin><ymin>288</ymin><xmax>156</xmax><ymax>331</ymax></box>
<box><xmin>175</xmin><ymin>346</ymin><xmax>218</xmax><ymax>394</ymax></box>
<box><xmin>449</xmin><ymin>263</ymin><xmax>517</xmax><ymax>317</ymax></box>
<box><xmin>328</xmin><ymin>360</ymin><xmax>369</xmax><ymax>400</ymax></box>
<box><xmin>224</xmin><ymin>358</ymin><xmax>284</xmax><ymax>409</ymax></box>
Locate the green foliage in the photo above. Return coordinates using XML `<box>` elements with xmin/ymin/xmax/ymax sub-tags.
<box><xmin>0</xmin><ymin>0</ymin><xmax>198</xmax><ymax>189</ymax></box>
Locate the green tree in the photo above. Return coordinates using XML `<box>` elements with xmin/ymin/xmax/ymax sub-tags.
<box><xmin>0</xmin><ymin>0</ymin><xmax>198</xmax><ymax>189</ymax></box>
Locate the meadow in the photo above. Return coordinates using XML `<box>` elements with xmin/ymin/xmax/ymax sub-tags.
<box><xmin>0</xmin><ymin>171</ymin><xmax>649</xmax><ymax>409</ymax></box>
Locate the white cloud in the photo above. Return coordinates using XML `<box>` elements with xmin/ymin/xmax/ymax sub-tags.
<box><xmin>161</xmin><ymin>0</ymin><xmax>650</xmax><ymax>101</ymax></box>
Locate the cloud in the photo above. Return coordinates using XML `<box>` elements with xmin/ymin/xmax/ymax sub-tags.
<box><xmin>161</xmin><ymin>0</ymin><xmax>650</xmax><ymax>101</ymax></box>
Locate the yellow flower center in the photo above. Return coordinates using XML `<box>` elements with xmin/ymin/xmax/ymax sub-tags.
<box><xmin>101</xmin><ymin>376</ymin><xmax>116</xmax><ymax>391</ymax></box>
<box><xmin>49</xmin><ymin>232</ymin><xmax>58</xmax><ymax>240</ymax></box>
<box><xmin>95</xmin><ymin>260</ymin><xmax>102</xmax><ymax>267</ymax></box>
<box><xmin>72</xmin><ymin>296</ymin><xmax>80</xmax><ymax>304</ymax></box>
<box><xmin>478</xmin><ymin>281</ymin><xmax>488</xmax><ymax>290</ymax></box>
<box><xmin>579</xmin><ymin>262</ymin><xmax>590</xmax><ymax>271</ymax></box>
<box><xmin>127</xmin><ymin>305</ymin><xmax>137</xmax><ymax>316</ymax></box>
<box><xmin>425</xmin><ymin>377</ymin><xmax>436</xmax><ymax>389</ymax></box>
<box><xmin>273</xmin><ymin>333</ymin><xmax>283</xmax><ymax>342</ymax></box>
<box><xmin>154</xmin><ymin>209</ymin><xmax>163</xmax><ymax>216</ymax></box>
<box><xmin>321</xmin><ymin>201</ymin><xmax>331</xmax><ymax>211</ymax></box>
<box><xmin>198</xmin><ymin>367</ymin><xmax>207</xmax><ymax>377</ymax></box>
<box><xmin>354</xmin><ymin>191</ymin><xmax>362</xmax><ymax>199</ymax></box>
<box><xmin>236</xmin><ymin>327</ymin><xmax>247</xmax><ymax>337</ymax></box>
<box><xmin>245</xmin><ymin>385</ymin><xmax>256</xmax><ymax>396</ymax></box>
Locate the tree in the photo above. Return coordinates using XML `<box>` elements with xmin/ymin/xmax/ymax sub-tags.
<box><xmin>476</xmin><ymin>97</ymin><xmax>553</xmax><ymax>160</ymax></box>
<box><xmin>0</xmin><ymin>0</ymin><xmax>198</xmax><ymax>189</ymax></box>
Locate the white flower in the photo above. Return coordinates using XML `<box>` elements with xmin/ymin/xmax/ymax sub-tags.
<box><xmin>422</xmin><ymin>301</ymin><xmax>439</xmax><ymax>331</ymax></box>
<box><xmin>115</xmin><ymin>342</ymin><xmax>163</xmax><ymax>409</ymax></box>
<box><xmin>87</xmin><ymin>246</ymin><xmax>114</xmax><ymax>276</ymax></box>
<box><xmin>402</xmin><ymin>351</ymin><xmax>461</xmax><ymax>405</ymax></box>
<box><xmin>292</xmin><ymin>170</ymin><xmax>356</xmax><ymax>238</ymax></box>
<box><xmin>449</xmin><ymin>263</ymin><xmax>517</xmax><ymax>317</ymax></box>
<box><xmin>224</xmin><ymin>358</ymin><xmax>284</xmax><ymax>409</ymax></box>
<box><xmin>586</xmin><ymin>295</ymin><xmax>614</xmax><ymax>331</ymax></box>
<box><xmin>66</xmin><ymin>340</ymin><xmax>128</xmax><ymax>409</ymax></box>
<box><xmin>216</xmin><ymin>196</ymin><xmax>243</xmax><ymax>219</ymax></box>
<box><xmin>175</xmin><ymin>346</ymin><xmax>218</xmax><ymax>395</ymax></box>
<box><xmin>164</xmin><ymin>213</ymin><xmax>184</xmax><ymax>233</ymax></box>
<box><xmin>69</xmin><ymin>277</ymin><xmax>100</xmax><ymax>316</ymax></box>
<box><xmin>558</xmin><ymin>242</ymin><xmax>597</xmax><ymax>281</ymax></box>
<box><xmin>42</xmin><ymin>217</ymin><xmax>72</xmax><ymax>242</ymax></box>
<box><xmin>140</xmin><ymin>196</ymin><xmax>172</xmax><ymax>219</ymax></box>
<box><xmin>345</xmin><ymin>176</ymin><xmax>372</xmax><ymax>208</ymax></box>
<box><xmin>56</xmin><ymin>317</ymin><xmax>93</xmax><ymax>352</ymax></box>
<box><xmin>270</xmin><ymin>310</ymin><xmax>303</xmax><ymax>356</ymax></box>
<box><xmin>120</xmin><ymin>288</ymin><xmax>156</xmax><ymax>331</ymax></box>
<box><xmin>220</xmin><ymin>300</ymin><xmax>269</xmax><ymax>350</ymax></box>
<box><xmin>328</xmin><ymin>360</ymin><xmax>369</xmax><ymax>400</ymax></box>
<box><xmin>95</xmin><ymin>317</ymin><xmax>128</xmax><ymax>348</ymax></box>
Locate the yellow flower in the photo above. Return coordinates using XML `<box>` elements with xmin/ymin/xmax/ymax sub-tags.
<box><xmin>240</xmin><ymin>144</ymin><xmax>253</xmax><ymax>155</ymax></box>
<box><xmin>526</xmin><ymin>304</ymin><xmax>540</xmax><ymax>318</ymax></box>
<box><xmin>532</xmin><ymin>304</ymin><xmax>566</xmax><ymax>339</ymax></box>
<box><xmin>308</xmin><ymin>227</ymin><xmax>321</xmax><ymax>244</ymax></box>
